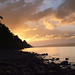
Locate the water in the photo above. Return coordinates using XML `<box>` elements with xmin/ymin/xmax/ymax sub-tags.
<box><xmin>22</xmin><ymin>47</ymin><xmax>75</xmax><ymax>63</ymax></box>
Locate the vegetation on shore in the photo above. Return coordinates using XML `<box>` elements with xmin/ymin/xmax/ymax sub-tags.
<box><xmin>0</xmin><ymin>23</ymin><xmax>31</xmax><ymax>50</ymax></box>
<box><xmin>40</xmin><ymin>43</ymin><xmax>75</xmax><ymax>47</ymax></box>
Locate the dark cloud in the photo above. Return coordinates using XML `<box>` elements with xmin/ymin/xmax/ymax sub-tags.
<box><xmin>56</xmin><ymin>0</ymin><xmax>75</xmax><ymax>18</ymax></box>
<box><xmin>28</xmin><ymin>8</ymin><xmax>53</xmax><ymax>21</ymax></box>
<box><xmin>55</xmin><ymin>0</ymin><xmax>75</xmax><ymax>25</ymax></box>
<box><xmin>25</xmin><ymin>0</ymin><xmax>75</xmax><ymax>27</ymax></box>
<box><xmin>30</xmin><ymin>0</ymin><xmax>75</xmax><ymax>25</ymax></box>
<box><xmin>0</xmin><ymin>0</ymin><xmax>44</xmax><ymax>30</ymax></box>
<box><xmin>0</xmin><ymin>0</ymin><xmax>7</xmax><ymax>3</ymax></box>
<box><xmin>0</xmin><ymin>0</ymin><xmax>75</xmax><ymax>29</ymax></box>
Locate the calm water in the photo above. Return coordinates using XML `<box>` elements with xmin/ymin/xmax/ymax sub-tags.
<box><xmin>22</xmin><ymin>47</ymin><xmax>75</xmax><ymax>63</ymax></box>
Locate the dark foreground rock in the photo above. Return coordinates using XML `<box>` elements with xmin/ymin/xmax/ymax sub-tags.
<box><xmin>0</xmin><ymin>50</ymin><xmax>75</xmax><ymax>75</ymax></box>
<box><xmin>0</xmin><ymin>23</ymin><xmax>32</xmax><ymax>50</ymax></box>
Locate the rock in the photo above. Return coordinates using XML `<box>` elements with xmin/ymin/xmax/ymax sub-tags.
<box><xmin>56</xmin><ymin>58</ymin><xmax>59</xmax><ymax>61</ymax></box>
<box><xmin>60</xmin><ymin>61</ymin><xmax>68</xmax><ymax>65</ymax></box>
<box><xmin>72</xmin><ymin>64</ymin><xmax>75</xmax><ymax>66</ymax></box>
<box><xmin>65</xmin><ymin>58</ymin><xmax>69</xmax><ymax>60</ymax></box>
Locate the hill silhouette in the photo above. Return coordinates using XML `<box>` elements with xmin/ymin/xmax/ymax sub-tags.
<box><xmin>40</xmin><ymin>43</ymin><xmax>75</xmax><ymax>47</ymax></box>
<box><xmin>0</xmin><ymin>23</ymin><xmax>31</xmax><ymax>50</ymax></box>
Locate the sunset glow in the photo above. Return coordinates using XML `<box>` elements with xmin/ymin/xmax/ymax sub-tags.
<box><xmin>0</xmin><ymin>0</ymin><xmax>75</xmax><ymax>46</ymax></box>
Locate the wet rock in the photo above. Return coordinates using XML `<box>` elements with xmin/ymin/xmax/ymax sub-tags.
<box><xmin>65</xmin><ymin>58</ymin><xmax>69</xmax><ymax>61</ymax></box>
<box><xmin>60</xmin><ymin>61</ymin><xmax>68</xmax><ymax>65</ymax></box>
<box><xmin>72</xmin><ymin>64</ymin><xmax>75</xmax><ymax>66</ymax></box>
<box><xmin>56</xmin><ymin>58</ymin><xmax>59</xmax><ymax>61</ymax></box>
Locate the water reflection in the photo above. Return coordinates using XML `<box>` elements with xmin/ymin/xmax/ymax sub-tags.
<box><xmin>22</xmin><ymin>47</ymin><xmax>75</xmax><ymax>63</ymax></box>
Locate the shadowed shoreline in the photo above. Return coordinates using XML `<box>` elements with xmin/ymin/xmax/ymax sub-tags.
<box><xmin>0</xmin><ymin>23</ymin><xmax>75</xmax><ymax>75</ymax></box>
<box><xmin>0</xmin><ymin>50</ymin><xmax>75</xmax><ymax>75</ymax></box>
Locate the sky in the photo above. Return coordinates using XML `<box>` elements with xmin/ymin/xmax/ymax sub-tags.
<box><xmin>0</xmin><ymin>0</ymin><xmax>75</xmax><ymax>46</ymax></box>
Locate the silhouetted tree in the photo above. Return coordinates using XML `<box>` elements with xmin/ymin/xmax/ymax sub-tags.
<box><xmin>0</xmin><ymin>23</ymin><xmax>31</xmax><ymax>50</ymax></box>
<box><xmin>0</xmin><ymin>16</ymin><xmax>3</xmax><ymax>23</ymax></box>
<box><xmin>0</xmin><ymin>16</ymin><xmax>3</xmax><ymax>19</ymax></box>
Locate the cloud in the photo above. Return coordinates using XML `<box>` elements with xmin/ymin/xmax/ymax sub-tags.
<box><xmin>36</xmin><ymin>0</ymin><xmax>75</xmax><ymax>29</ymax></box>
<box><xmin>23</xmin><ymin>28</ymin><xmax>37</xmax><ymax>32</ymax></box>
<box><xmin>56</xmin><ymin>0</ymin><xmax>75</xmax><ymax>18</ymax></box>
<box><xmin>21</xmin><ymin>0</ymin><xmax>75</xmax><ymax>30</ymax></box>
<box><xmin>28</xmin><ymin>8</ymin><xmax>53</xmax><ymax>21</ymax></box>
<box><xmin>30</xmin><ymin>0</ymin><xmax>75</xmax><ymax>27</ymax></box>
<box><xmin>0</xmin><ymin>0</ymin><xmax>44</xmax><ymax>30</ymax></box>
<box><xmin>0</xmin><ymin>0</ymin><xmax>75</xmax><ymax>30</ymax></box>
<box><xmin>55</xmin><ymin>0</ymin><xmax>75</xmax><ymax>25</ymax></box>
<box><xmin>0</xmin><ymin>0</ymin><xmax>8</xmax><ymax>3</ymax></box>
<box><xmin>43</xmin><ymin>18</ymin><xmax>55</xmax><ymax>30</ymax></box>
<box><xmin>0</xmin><ymin>0</ymin><xmax>75</xmax><ymax>45</ymax></box>
<box><xmin>25</xmin><ymin>32</ymin><xmax>75</xmax><ymax>43</ymax></box>
<box><xmin>21</xmin><ymin>27</ymin><xmax>75</xmax><ymax>42</ymax></box>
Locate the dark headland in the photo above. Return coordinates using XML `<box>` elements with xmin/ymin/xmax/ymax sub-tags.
<box><xmin>0</xmin><ymin>23</ymin><xmax>75</xmax><ymax>75</ymax></box>
<box><xmin>40</xmin><ymin>43</ymin><xmax>75</xmax><ymax>47</ymax></box>
<box><xmin>0</xmin><ymin>23</ymin><xmax>31</xmax><ymax>50</ymax></box>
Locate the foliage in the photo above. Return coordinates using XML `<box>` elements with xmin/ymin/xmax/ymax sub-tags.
<box><xmin>0</xmin><ymin>23</ymin><xmax>31</xmax><ymax>50</ymax></box>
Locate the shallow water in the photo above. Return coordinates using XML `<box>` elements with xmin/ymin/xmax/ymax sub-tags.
<box><xmin>22</xmin><ymin>47</ymin><xmax>75</xmax><ymax>63</ymax></box>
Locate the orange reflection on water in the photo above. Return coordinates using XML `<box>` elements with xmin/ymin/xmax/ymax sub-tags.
<box><xmin>22</xmin><ymin>47</ymin><xmax>75</xmax><ymax>62</ymax></box>
<box><xmin>22</xmin><ymin>47</ymin><xmax>57</xmax><ymax>58</ymax></box>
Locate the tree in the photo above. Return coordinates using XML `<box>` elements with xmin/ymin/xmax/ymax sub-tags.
<box><xmin>0</xmin><ymin>16</ymin><xmax>3</xmax><ymax>19</ymax></box>
<box><xmin>0</xmin><ymin>16</ymin><xmax>3</xmax><ymax>23</ymax></box>
<box><xmin>0</xmin><ymin>23</ymin><xmax>31</xmax><ymax>50</ymax></box>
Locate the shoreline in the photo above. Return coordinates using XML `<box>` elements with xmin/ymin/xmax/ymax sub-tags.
<box><xmin>0</xmin><ymin>49</ymin><xmax>75</xmax><ymax>75</ymax></box>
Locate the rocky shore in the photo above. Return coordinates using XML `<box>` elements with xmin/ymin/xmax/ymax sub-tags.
<box><xmin>0</xmin><ymin>50</ymin><xmax>75</xmax><ymax>75</ymax></box>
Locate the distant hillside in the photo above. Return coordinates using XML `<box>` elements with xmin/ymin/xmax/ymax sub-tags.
<box><xmin>40</xmin><ymin>43</ymin><xmax>75</xmax><ymax>47</ymax></box>
<box><xmin>0</xmin><ymin>23</ymin><xmax>32</xmax><ymax>50</ymax></box>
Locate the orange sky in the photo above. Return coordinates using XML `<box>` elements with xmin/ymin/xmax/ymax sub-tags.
<box><xmin>0</xmin><ymin>0</ymin><xmax>75</xmax><ymax>46</ymax></box>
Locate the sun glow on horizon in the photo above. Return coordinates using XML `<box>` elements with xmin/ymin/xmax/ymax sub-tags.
<box><xmin>1</xmin><ymin>0</ymin><xmax>74</xmax><ymax>46</ymax></box>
